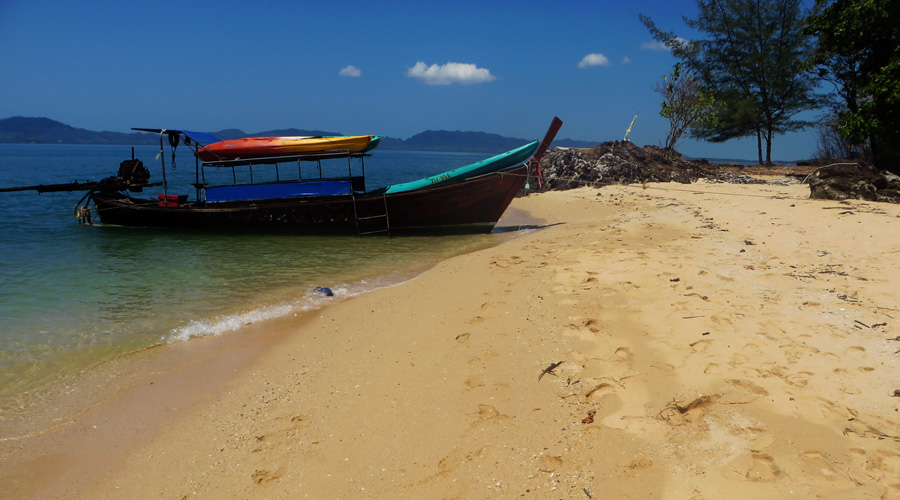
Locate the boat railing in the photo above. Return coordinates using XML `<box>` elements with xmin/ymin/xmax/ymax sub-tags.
<box><xmin>197</xmin><ymin>150</ymin><xmax>370</xmax><ymax>167</ymax></box>
<box><xmin>196</xmin><ymin>150</ymin><xmax>371</xmax><ymax>201</ymax></box>
<box><xmin>132</xmin><ymin>129</ymin><xmax>373</xmax><ymax>203</ymax></box>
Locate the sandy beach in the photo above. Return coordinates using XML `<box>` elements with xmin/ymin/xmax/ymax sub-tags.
<box><xmin>3</xmin><ymin>178</ymin><xmax>900</xmax><ymax>499</ymax></box>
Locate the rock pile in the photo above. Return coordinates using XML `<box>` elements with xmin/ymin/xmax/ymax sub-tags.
<box><xmin>532</xmin><ymin>141</ymin><xmax>900</xmax><ymax>204</ymax></box>
<box><xmin>807</xmin><ymin>162</ymin><xmax>900</xmax><ymax>204</ymax></box>
<box><xmin>534</xmin><ymin>141</ymin><xmax>763</xmax><ymax>191</ymax></box>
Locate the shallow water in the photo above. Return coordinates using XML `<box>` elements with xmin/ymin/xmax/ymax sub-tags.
<box><xmin>0</xmin><ymin>144</ymin><xmax>525</xmax><ymax>412</ymax></box>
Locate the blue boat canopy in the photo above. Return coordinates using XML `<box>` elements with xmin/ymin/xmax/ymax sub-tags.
<box><xmin>181</xmin><ymin>130</ymin><xmax>221</xmax><ymax>146</ymax></box>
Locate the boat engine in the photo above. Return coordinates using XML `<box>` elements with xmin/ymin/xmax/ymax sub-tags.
<box><xmin>117</xmin><ymin>159</ymin><xmax>151</xmax><ymax>191</ymax></box>
<box><xmin>92</xmin><ymin>159</ymin><xmax>152</xmax><ymax>193</ymax></box>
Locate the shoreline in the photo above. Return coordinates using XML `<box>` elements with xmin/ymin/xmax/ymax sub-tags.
<box><xmin>0</xmin><ymin>209</ymin><xmax>539</xmax><ymax>498</ymax></box>
<box><xmin>4</xmin><ymin>181</ymin><xmax>900</xmax><ymax>498</ymax></box>
<box><xmin>0</xmin><ymin>216</ymin><xmax>530</xmax><ymax>436</ymax></box>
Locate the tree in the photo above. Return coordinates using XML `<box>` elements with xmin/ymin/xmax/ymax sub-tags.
<box><xmin>805</xmin><ymin>0</ymin><xmax>900</xmax><ymax>173</ymax></box>
<box><xmin>641</xmin><ymin>0</ymin><xmax>820</xmax><ymax>165</ymax></box>
<box><xmin>653</xmin><ymin>63</ymin><xmax>718</xmax><ymax>154</ymax></box>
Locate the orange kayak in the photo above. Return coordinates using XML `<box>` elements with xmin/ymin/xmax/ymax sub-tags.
<box><xmin>196</xmin><ymin>135</ymin><xmax>381</xmax><ymax>162</ymax></box>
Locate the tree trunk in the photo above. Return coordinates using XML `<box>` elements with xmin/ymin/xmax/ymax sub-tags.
<box><xmin>756</xmin><ymin>128</ymin><xmax>763</xmax><ymax>165</ymax></box>
<box><xmin>872</xmin><ymin>137</ymin><xmax>900</xmax><ymax>176</ymax></box>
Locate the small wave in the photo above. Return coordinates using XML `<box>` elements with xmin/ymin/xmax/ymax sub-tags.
<box><xmin>163</xmin><ymin>273</ymin><xmax>414</xmax><ymax>344</ymax></box>
<box><xmin>165</xmin><ymin>303</ymin><xmax>297</xmax><ymax>342</ymax></box>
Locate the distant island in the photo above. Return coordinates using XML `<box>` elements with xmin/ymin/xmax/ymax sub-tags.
<box><xmin>0</xmin><ymin>116</ymin><xmax>596</xmax><ymax>153</ymax></box>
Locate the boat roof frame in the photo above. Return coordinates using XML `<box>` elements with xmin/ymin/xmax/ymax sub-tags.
<box><xmin>132</xmin><ymin>128</ymin><xmax>372</xmax><ymax>167</ymax></box>
<box><xmin>199</xmin><ymin>151</ymin><xmax>373</xmax><ymax>168</ymax></box>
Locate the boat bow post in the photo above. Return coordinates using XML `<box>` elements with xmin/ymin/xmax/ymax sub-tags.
<box><xmin>528</xmin><ymin>116</ymin><xmax>563</xmax><ymax>189</ymax></box>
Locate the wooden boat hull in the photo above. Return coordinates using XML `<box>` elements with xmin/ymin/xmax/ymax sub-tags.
<box><xmin>90</xmin><ymin>165</ymin><xmax>528</xmax><ymax>234</ymax></box>
<box><xmin>195</xmin><ymin>135</ymin><xmax>381</xmax><ymax>162</ymax></box>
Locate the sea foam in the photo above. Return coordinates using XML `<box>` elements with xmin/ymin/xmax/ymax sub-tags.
<box><xmin>163</xmin><ymin>275</ymin><xmax>410</xmax><ymax>344</ymax></box>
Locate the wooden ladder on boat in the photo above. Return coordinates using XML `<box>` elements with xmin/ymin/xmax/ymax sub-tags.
<box><xmin>353</xmin><ymin>194</ymin><xmax>391</xmax><ymax>236</ymax></box>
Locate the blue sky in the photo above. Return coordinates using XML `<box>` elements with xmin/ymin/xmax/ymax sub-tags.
<box><xmin>0</xmin><ymin>0</ymin><xmax>821</xmax><ymax>161</ymax></box>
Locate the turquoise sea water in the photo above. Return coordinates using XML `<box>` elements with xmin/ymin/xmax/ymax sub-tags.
<box><xmin>0</xmin><ymin>144</ymin><xmax>526</xmax><ymax>414</ymax></box>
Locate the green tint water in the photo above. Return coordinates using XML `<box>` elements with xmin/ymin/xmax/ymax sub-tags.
<box><xmin>0</xmin><ymin>144</ymin><xmax>521</xmax><ymax>415</ymax></box>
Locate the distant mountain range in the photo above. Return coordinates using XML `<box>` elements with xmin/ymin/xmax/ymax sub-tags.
<box><xmin>0</xmin><ymin>116</ymin><xmax>596</xmax><ymax>153</ymax></box>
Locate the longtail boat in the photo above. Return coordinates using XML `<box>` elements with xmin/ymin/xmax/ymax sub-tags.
<box><xmin>1</xmin><ymin>118</ymin><xmax>562</xmax><ymax>235</ymax></box>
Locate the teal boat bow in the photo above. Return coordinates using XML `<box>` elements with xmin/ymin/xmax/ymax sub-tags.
<box><xmin>384</xmin><ymin>140</ymin><xmax>539</xmax><ymax>194</ymax></box>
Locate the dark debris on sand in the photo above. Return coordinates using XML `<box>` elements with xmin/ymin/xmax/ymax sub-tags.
<box><xmin>535</xmin><ymin>141</ymin><xmax>771</xmax><ymax>191</ymax></box>
<box><xmin>532</xmin><ymin>141</ymin><xmax>900</xmax><ymax>204</ymax></box>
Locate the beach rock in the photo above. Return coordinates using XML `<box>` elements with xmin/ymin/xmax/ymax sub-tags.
<box><xmin>807</xmin><ymin>163</ymin><xmax>900</xmax><ymax>204</ymax></box>
<box><xmin>534</xmin><ymin>141</ymin><xmax>719</xmax><ymax>191</ymax></box>
<box><xmin>531</xmin><ymin>142</ymin><xmax>895</xmax><ymax>205</ymax></box>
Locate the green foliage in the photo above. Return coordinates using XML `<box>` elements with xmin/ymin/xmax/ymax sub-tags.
<box><xmin>806</xmin><ymin>0</ymin><xmax>900</xmax><ymax>172</ymax></box>
<box><xmin>641</xmin><ymin>0</ymin><xmax>820</xmax><ymax>164</ymax></box>
<box><xmin>654</xmin><ymin>63</ymin><xmax>718</xmax><ymax>153</ymax></box>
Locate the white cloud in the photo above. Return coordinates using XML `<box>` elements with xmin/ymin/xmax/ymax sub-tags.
<box><xmin>641</xmin><ymin>41</ymin><xmax>669</xmax><ymax>51</ymax></box>
<box><xmin>339</xmin><ymin>65</ymin><xmax>362</xmax><ymax>77</ymax></box>
<box><xmin>622</xmin><ymin>56</ymin><xmax>632</xmax><ymax>64</ymax></box>
<box><xmin>577</xmin><ymin>53</ymin><xmax>610</xmax><ymax>68</ymax></box>
<box><xmin>405</xmin><ymin>61</ymin><xmax>496</xmax><ymax>85</ymax></box>
<box><xmin>641</xmin><ymin>38</ymin><xmax>688</xmax><ymax>51</ymax></box>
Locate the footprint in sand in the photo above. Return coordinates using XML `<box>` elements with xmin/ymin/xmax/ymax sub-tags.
<box><xmin>251</xmin><ymin>469</ymin><xmax>282</xmax><ymax>484</ymax></box>
<box><xmin>874</xmin><ymin>449</ymin><xmax>900</xmax><ymax>476</ymax></box>
<box><xmin>844</xmin><ymin>345</ymin><xmax>866</xmax><ymax>357</ymax></box>
<box><xmin>799</xmin><ymin>451</ymin><xmax>853</xmax><ymax>484</ymax></box>
<box><xmin>537</xmin><ymin>455</ymin><xmax>564</xmax><ymax>473</ymax></box>
<box><xmin>822</xmin><ymin>351</ymin><xmax>841</xmax><ymax>362</ymax></box>
<box><xmin>883</xmin><ymin>484</ymin><xmax>900</xmax><ymax>500</ymax></box>
<box><xmin>731</xmin><ymin>352</ymin><xmax>749</xmax><ymax>366</ymax></box>
<box><xmin>728</xmin><ymin>379</ymin><xmax>769</xmax><ymax>396</ymax></box>
<box><xmin>470</xmin><ymin>404</ymin><xmax>508</xmax><ymax>426</ymax></box>
<box><xmin>598</xmin><ymin>287</ymin><xmax>618</xmax><ymax>297</ymax></box>
<box><xmin>464</xmin><ymin>375</ymin><xmax>486</xmax><ymax>390</ymax></box>
<box><xmin>586</xmin><ymin>382</ymin><xmax>616</xmax><ymax>400</ymax></box>
<box><xmin>435</xmin><ymin>447</ymin><xmax>486</xmax><ymax>477</ymax></box>
<box><xmin>745</xmin><ymin>454</ymin><xmax>781</xmax><ymax>482</ymax></box>
<box><xmin>690</xmin><ymin>339</ymin><xmax>712</xmax><ymax>353</ymax></box>
<box><xmin>455</xmin><ymin>333</ymin><xmax>471</xmax><ymax>343</ymax></box>
<box><xmin>848</xmin><ymin>448</ymin><xmax>868</xmax><ymax>469</ymax></box>
<box><xmin>436</xmin><ymin>449</ymin><xmax>467</xmax><ymax>475</ymax></box>
<box><xmin>786</xmin><ymin>371</ymin><xmax>814</xmax><ymax>387</ymax></box>
<box><xmin>614</xmin><ymin>347</ymin><xmax>633</xmax><ymax>360</ymax></box>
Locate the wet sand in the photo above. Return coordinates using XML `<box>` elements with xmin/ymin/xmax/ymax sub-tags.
<box><xmin>3</xmin><ymin>179</ymin><xmax>900</xmax><ymax>499</ymax></box>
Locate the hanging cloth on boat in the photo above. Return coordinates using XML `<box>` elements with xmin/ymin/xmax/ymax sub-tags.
<box><xmin>168</xmin><ymin>131</ymin><xmax>179</xmax><ymax>170</ymax></box>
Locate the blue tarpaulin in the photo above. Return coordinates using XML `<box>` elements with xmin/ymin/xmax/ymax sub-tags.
<box><xmin>205</xmin><ymin>180</ymin><xmax>352</xmax><ymax>203</ymax></box>
<box><xmin>181</xmin><ymin>130</ymin><xmax>221</xmax><ymax>146</ymax></box>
